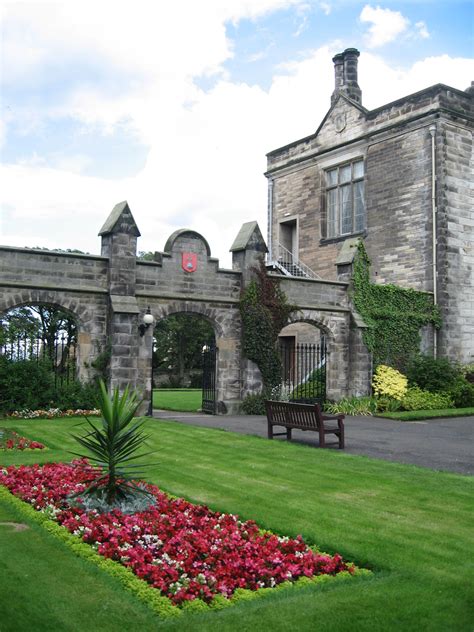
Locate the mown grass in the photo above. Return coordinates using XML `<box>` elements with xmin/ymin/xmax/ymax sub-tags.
<box><xmin>152</xmin><ymin>388</ymin><xmax>202</xmax><ymax>412</ymax></box>
<box><xmin>0</xmin><ymin>415</ymin><xmax>473</xmax><ymax>631</ymax></box>
<box><xmin>379</xmin><ymin>407</ymin><xmax>474</xmax><ymax>421</ymax></box>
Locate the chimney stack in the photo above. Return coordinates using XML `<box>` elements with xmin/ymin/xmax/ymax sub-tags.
<box><xmin>331</xmin><ymin>48</ymin><xmax>362</xmax><ymax>106</ymax></box>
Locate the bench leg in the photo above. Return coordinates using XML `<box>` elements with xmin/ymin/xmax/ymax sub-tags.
<box><xmin>338</xmin><ymin>428</ymin><xmax>345</xmax><ymax>449</ymax></box>
<box><xmin>319</xmin><ymin>430</ymin><xmax>326</xmax><ymax>448</ymax></box>
<box><xmin>286</xmin><ymin>428</ymin><xmax>292</xmax><ymax>441</ymax></box>
<box><xmin>268</xmin><ymin>422</ymin><xmax>273</xmax><ymax>439</ymax></box>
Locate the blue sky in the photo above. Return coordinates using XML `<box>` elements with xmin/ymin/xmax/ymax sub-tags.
<box><xmin>1</xmin><ymin>0</ymin><xmax>473</xmax><ymax>266</ymax></box>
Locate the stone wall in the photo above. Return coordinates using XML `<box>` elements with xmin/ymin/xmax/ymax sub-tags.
<box><xmin>437</xmin><ymin>120</ymin><xmax>474</xmax><ymax>363</ymax></box>
<box><xmin>0</xmin><ymin>202</ymin><xmax>373</xmax><ymax>412</ymax></box>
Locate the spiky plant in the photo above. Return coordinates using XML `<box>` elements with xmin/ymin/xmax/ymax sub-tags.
<box><xmin>71</xmin><ymin>381</ymin><xmax>152</xmax><ymax>506</ymax></box>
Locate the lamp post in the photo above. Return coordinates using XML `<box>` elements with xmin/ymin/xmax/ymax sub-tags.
<box><xmin>139</xmin><ymin>307</ymin><xmax>155</xmax><ymax>416</ymax></box>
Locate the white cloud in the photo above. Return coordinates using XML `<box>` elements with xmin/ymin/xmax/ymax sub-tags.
<box><xmin>0</xmin><ymin>3</ymin><xmax>473</xmax><ymax>268</ymax></box>
<box><xmin>319</xmin><ymin>2</ymin><xmax>331</xmax><ymax>16</ymax></box>
<box><xmin>360</xmin><ymin>5</ymin><xmax>409</xmax><ymax>48</ymax></box>
<box><xmin>415</xmin><ymin>21</ymin><xmax>430</xmax><ymax>40</ymax></box>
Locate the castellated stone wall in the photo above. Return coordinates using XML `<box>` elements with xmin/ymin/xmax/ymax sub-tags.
<box><xmin>0</xmin><ymin>204</ymin><xmax>373</xmax><ymax>412</ymax></box>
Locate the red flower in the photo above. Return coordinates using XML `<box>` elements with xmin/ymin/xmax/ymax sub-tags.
<box><xmin>0</xmin><ymin>461</ymin><xmax>353</xmax><ymax>605</ymax></box>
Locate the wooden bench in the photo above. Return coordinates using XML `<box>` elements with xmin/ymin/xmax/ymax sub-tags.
<box><xmin>264</xmin><ymin>400</ymin><xmax>345</xmax><ymax>449</ymax></box>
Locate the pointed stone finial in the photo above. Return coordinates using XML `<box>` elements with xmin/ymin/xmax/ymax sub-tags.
<box><xmin>98</xmin><ymin>201</ymin><xmax>141</xmax><ymax>237</ymax></box>
<box><xmin>230</xmin><ymin>221</ymin><xmax>267</xmax><ymax>253</ymax></box>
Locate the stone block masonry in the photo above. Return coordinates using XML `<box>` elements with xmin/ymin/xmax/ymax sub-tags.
<box><xmin>0</xmin><ymin>201</ymin><xmax>372</xmax><ymax>413</ymax></box>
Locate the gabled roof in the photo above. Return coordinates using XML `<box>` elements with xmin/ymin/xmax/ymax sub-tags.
<box><xmin>313</xmin><ymin>92</ymin><xmax>368</xmax><ymax>139</ymax></box>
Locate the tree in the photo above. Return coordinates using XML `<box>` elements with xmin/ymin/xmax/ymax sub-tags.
<box><xmin>153</xmin><ymin>314</ymin><xmax>214</xmax><ymax>386</ymax></box>
<box><xmin>1</xmin><ymin>305</ymin><xmax>77</xmax><ymax>368</ymax></box>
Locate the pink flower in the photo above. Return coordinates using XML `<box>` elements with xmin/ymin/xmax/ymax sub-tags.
<box><xmin>0</xmin><ymin>461</ymin><xmax>353</xmax><ymax>605</ymax></box>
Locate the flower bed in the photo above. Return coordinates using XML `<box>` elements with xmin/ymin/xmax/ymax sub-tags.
<box><xmin>7</xmin><ymin>408</ymin><xmax>100</xmax><ymax>419</ymax></box>
<box><xmin>0</xmin><ymin>428</ymin><xmax>45</xmax><ymax>450</ymax></box>
<box><xmin>0</xmin><ymin>460</ymin><xmax>354</xmax><ymax>606</ymax></box>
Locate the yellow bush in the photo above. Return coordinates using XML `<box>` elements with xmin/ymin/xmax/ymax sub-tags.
<box><xmin>372</xmin><ymin>365</ymin><xmax>408</xmax><ymax>401</ymax></box>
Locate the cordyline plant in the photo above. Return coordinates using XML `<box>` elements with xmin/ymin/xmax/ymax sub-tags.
<box><xmin>71</xmin><ymin>381</ymin><xmax>153</xmax><ymax>507</ymax></box>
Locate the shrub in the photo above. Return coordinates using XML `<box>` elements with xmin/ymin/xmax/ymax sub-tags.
<box><xmin>52</xmin><ymin>379</ymin><xmax>101</xmax><ymax>410</ymax></box>
<box><xmin>406</xmin><ymin>355</ymin><xmax>460</xmax><ymax>392</ymax></box>
<box><xmin>401</xmin><ymin>387</ymin><xmax>454</xmax><ymax>411</ymax></box>
<box><xmin>325</xmin><ymin>396</ymin><xmax>377</xmax><ymax>416</ymax></box>
<box><xmin>375</xmin><ymin>396</ymin><xmax>402</xmax><ymax>413</ymax></box>
<box><xmin>0</xmin><ymin>356</ymin><xmax>101</xmax><ymax>413</ymax></box>
<box><xmin>461</xmin><ymin>363</ymin><xmax>474</xmax><ymax>383</ymax></box>
<box><xmin>0</xmin><ymin>357</ymin><xmax>55</xmax><ymax>412</ymax></box>
<box><xmin>447</xmin><ymin>377</ymin><xmax>474</xmax><ymax>408</ymax></box>
<box><xmin>291</xmin><ymin>368</ymin><xmax>326</xmax><ymax>401</ymax></box>
<box><xmin>240</xmin><ymin>393</ymin><xmax>266</xmax><ymax>415</ymax></box>
<box><xmin>372</xmin><ymin>365</ymin><xmax>408</xmax><ymax>401</ymax></box>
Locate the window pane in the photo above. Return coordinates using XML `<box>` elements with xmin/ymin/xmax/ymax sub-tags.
<box><xmin>339</xmin><ymin>164</ymin><xmax>351</xmax><ymax>184</ymax></box>
<box><xmin>326</xmin><ymin>169</ymin><xmax>337</xmax><ymax>187</ymax></box>
<box><xmin>353</xmin><ymin>160</ymin><xmax>364</xmax><ymax>179</ymax></box>
<box><xmin>327</xmin><ymin>189</ymin><xmax>337</xmax><ymax>237</ymax></box>
<box><xmin>340</xmin><ymin>185</ymin><xmax>352</xmax><ymax>234</ymax></box>
<box><xmin>354</xmin><ymin>181</ymin><xmax>365</xmax><ymax>231</ymax></box>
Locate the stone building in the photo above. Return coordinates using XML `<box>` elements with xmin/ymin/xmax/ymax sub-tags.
<box><xmin>265</xmin><ymin>48</ymin><xmax>473</xmax><ymax>364</ymax></box>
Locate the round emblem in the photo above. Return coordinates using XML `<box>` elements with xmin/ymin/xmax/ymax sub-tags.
<box><xmin>334</xmin><ymin>113</ymin><xmax>346</xmax><ymax>133</ymax></box>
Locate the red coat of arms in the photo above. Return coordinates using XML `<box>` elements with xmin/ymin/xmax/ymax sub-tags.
<box><xmin>182</xmin><ymin>252</ymin><xmax>197</xmax><ymax>273</ymax></box>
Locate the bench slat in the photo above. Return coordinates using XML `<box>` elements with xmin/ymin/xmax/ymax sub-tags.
<box><xmin>265</xmin><ymin>400</ymin><xmax>345</xmax><ymax>449</ymax></box>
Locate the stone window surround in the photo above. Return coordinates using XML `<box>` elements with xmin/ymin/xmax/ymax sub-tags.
<box><xmin>323</xmin><ymin>157</ymin><xmax>365</xmax><ymax>240</ymax></box>
<box><xmin>310</xmin><ymin>145</ymin><xmax>366</xmax><ymax>244</ymax></box>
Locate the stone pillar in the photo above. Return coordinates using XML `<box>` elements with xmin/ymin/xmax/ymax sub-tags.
<box><xmin>230</xmin><ymin>221</ymin><xmax>268</xmax><ymax>400</ymax></box>
<box><xmin>335</xmin><ymin>237</ymin><xmax>371</xmax><ymax>397</ymax></box>
<box><xmin>99</xmin><ymin>202</ymin><xmax>150</xmax><ymax>414</ymax></box>
<box><xmin>348</xmin><ymin>312</ymin><xmax>372</xmax><ymax>397</ymax></box>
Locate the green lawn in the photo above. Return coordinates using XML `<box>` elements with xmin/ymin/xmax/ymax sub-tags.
<box><xmin>152</xmin><ymin>388</ymin><xmax>202</xmax><ymax>412</ymax></box>
<box><xmin>379</xmin><ymin>407</ymin><xmax>474</xmax><ymax>421</ymax></box>
<box><xmin>0</xmin><ymin>416</ymin><xmax>473</xmax><ymax>631</ymax></box>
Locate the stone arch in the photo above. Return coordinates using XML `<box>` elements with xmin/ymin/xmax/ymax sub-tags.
<box><xmin>286</xmin><ymin>311</ymin><xmax>335</xmax><ymax>341</ymax></box>
<box><xmin>0</xmin><ymin>288</ymin><xmax>107</xmax><ymax>383</ymax></box>
<box><xmin>150</xmin><ymin>301</ymin><xmax>225</xmax><ymax>339</ymax></box>
<box><xmin>146</xmin><ymin>299</ymin><xmax>242</xmax><ymax>413</ymax></box>
<box><xmin>164</xmin><ymin>230</ymin><xmax>212</xmax><ymax>256</ymax></box>
<box><xmin>284</xmin><ymin>308</ymin><xmax>351</xmax><ymax>401</ymax></box>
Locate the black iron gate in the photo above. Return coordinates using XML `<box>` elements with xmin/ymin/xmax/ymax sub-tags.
<box><xmin>201</xmin><ymin>342</ymin><xmax>217</xmax><ymax>414</ymax></box>
<box><xmin>0</xmin><ymin>333</ymin><xmax>77</xmax><ymax>386</ymax></box>
<box><xmin>279</xmin><ymin>341</ymin><xmax>327</xmax><ymax>404</ymax></box>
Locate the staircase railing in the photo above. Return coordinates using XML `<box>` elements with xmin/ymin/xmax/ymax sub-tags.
<box><xmin>269</xmin><ymin>242</ymin><xmax>322</xmax><ymax>280</ymax></box>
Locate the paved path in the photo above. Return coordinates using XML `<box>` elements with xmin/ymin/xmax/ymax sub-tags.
<box><xmin>152</xmin><ymin>410</ymin><xmax>474</xmax><ymax>476</ymax></box>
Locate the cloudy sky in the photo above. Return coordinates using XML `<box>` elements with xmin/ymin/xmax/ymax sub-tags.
<box><xmin>1</xmin><ymin>0</ymin><xmax>473</xmax><ymax>267</ymax></box>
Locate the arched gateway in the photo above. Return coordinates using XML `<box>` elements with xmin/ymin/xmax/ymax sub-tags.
<box><xmin>0</xmin><ymin>202</ymin><xmax>371</xmax><ymax>414</ymax></box>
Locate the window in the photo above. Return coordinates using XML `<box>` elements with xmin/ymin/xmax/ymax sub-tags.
<box><xmin>325</xmin><ymin>159</ymin><xmax>365</xmax><ymax>238</ymax></box>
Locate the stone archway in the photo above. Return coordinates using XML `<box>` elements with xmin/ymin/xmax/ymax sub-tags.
<box><xmin>0</xmin><ymin>288</ymin><xmax>108</xmax><ymax>383</ymax></box>
<box><xmin>145</xmin><ymin>300</ymin><xmax>242</xmax><ymax>414</ymax></box>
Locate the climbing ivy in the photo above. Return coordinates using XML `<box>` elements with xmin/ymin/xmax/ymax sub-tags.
<box><xmin>240</xmin><ymin>258</ymin><xmax>297</xmax><ymax>390</ymax></box>
<box><xmin>352</xmin><ymin>242</ymin><xmax>441</xmax><ymax>371</ymax></box>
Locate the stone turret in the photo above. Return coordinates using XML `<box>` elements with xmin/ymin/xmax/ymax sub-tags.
<box><xmin>331</xmin><ymin>48</ymin><xmax>362</xmax><ymax>106</ymax></box>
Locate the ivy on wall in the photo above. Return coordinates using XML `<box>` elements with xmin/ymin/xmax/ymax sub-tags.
<box><xmin>240</xmin><ymin>258</ymin><xmax>297</xmax><ymax>390</ymax></box>
<box><xmin>352</xmin><ymin>242</ymin><xmax>441</xmax><ymax>370</ymax></box>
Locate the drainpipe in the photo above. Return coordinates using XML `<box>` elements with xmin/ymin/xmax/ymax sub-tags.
<box><xmin>267</xmin><ymin>177</ymin><xmax>274</xmax><ymax>262</ymax></box>
<box><xmin>429</xmin><ymin>124</ymin><xmax>437</xmax><ymax>358</ymax></box>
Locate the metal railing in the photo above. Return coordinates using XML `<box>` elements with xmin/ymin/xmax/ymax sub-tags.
<box><xmin>269</xmin><ymin>242</ymin><xmax>322</xmax><ymax>280</ymax></box>
<box><xmin>0</xmin><ymin>333</ymin><xmax>77</xmax><ymax>385</ymax></box>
